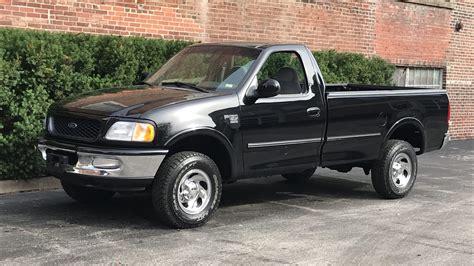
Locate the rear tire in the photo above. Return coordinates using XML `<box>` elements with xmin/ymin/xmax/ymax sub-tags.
<box><xmin>61</xmin><ymin>181</ymin><xmax>115</xmax><ymax>203</ymax></box>
<box><xmin>282</xmin><ymin>168</ymin><xmax>316</xmax><ymax>183</ymax></box>
<box><xmin>152</xmin><ymin>151</ymin><xmax>222</xmax><ymax>229</ymax></box>
<box><xmin>371</xmin><ymin>140</ymin><xmax>417</xmax><ymax>199</ymax></box>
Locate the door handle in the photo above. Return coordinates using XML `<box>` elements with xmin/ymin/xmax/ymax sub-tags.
<box><xmin>307</xmin><ymin>107</ymin><xmax>321</xmax><ymax>117</ymax></box>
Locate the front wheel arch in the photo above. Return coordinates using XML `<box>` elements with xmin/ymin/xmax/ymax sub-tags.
<box><xmin>164</xmin><ymin>129</ymin><xmax>236</xmax><ymax>180</ymax></box>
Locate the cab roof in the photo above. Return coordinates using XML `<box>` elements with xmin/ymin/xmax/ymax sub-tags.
<box><xmin>190</xmin><ymin>42</ymin><xmax>305</xmax><ymax>50</ymax></box>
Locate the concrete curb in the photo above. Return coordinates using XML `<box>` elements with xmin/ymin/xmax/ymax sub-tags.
<box><xmin>0</xmin><ymin>177</ymin><xmax>61</xmax><ymax>195</ymax></box>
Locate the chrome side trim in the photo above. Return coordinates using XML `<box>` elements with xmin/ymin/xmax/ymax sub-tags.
<box><xmin>327</xmin><ymin>89</ymin><xmax>446</xmax><ymax>99</ymax></box>
<box><xmin>248</xmin><ymin>138</ymin><xmax>322</xmax><ymax>148</ymax></box>
<box><xmin>327</xmin><ymin>133</ymin><xmax>381</xmax><ymax>141</ymax></box>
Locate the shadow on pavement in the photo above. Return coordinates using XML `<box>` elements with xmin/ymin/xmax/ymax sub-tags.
<box><xmin>0</xmin><ymin>174</ymin><xmax>377</xmax><ymax>229</ymax></box>
<box><xmin>220</xmin><ymin>175</ymin><xmax>378</xmax><ymax>207</ymax></box>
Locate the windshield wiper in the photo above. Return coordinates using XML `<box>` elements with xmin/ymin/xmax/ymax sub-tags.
<box><xmin>140</xmin><ymin>81</ymin><xmax>154</xmax><ymax>86</ymax></box>
<box><xmin>161</xmin><ymin>81</ymin><xmax>209</xmax><ymax>93</ymax></box>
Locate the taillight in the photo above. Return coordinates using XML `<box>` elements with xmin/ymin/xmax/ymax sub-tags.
<box><xmin>447</xmin><ymin>102</ymin><xmax>451</xmax><ymax>127</ymax></box>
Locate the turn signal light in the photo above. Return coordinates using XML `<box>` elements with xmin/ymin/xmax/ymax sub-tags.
<box><xmin>105</xmin><ymin>121</ymin><xmax>155</xmax><ymax>142</ymax></box>
<box><xmin>132</xmin><ymin>123</ymin><xmax>155</xmax><ymax>142</ymax></box>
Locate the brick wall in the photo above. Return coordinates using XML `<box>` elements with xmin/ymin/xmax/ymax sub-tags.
<box><xmin>202</xmin><ymin>1</ymin><xmax>377</xmax><ymax>54</ymax></box>
<box><xmin>446</xmin><ymin>0</ymin><xmax>474</xmax><ymax>139</ymax></box>
<box><xmin>0</xmin><ymin>0</ymin><xmax>380</xmax><ymax>53</ymax></box>
<box><xmin>0</xmin><ymin>0</ymin><xmax>472</xmax><ymax>139</ymax></box>
<box><xmin>0</xmin><ymin>0</ymin><xmax>204</xmax><ymax>40</ymax></box>
<box><xmin>374</xmin><ymin>0</ymin><xmax>451</xmax><ymax>67</ymax></box>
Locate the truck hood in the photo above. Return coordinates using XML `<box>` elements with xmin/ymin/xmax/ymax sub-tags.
<box><xmin>50</xmin><ymin>85</ymin><xmax>219</xmax><ymax>117</ymax></box>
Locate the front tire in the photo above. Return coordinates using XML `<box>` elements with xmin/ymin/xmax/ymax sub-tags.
<box><xmin>61</xmin><ymin>181</ymin><xmax>115</xmax><ymax>203</ymax></box>
<box><xmin>371</xmin><ymin>140</ymin><xmax>417</xmax><ymax>199</ymax></box>
<box><xmin>152</xmin><ymin>151</ymin><xmax>222</xmax><ymax>229</ymax></box>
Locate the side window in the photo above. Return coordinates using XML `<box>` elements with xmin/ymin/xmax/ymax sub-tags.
<box><xmin>257</xmin><ymin>51</ymin><xmax>307</xmax><ymax>95</ymax></box>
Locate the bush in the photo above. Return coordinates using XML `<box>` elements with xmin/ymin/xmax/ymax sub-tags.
<box><xmin>314</xmin><ymin>50</ymin><xmax>395</xmax><ymax>85</ymax></box>
<box><xmin>0</xmin><ymin>28</ymin><xmax>190</xmax><ymax>180</ymax></box>
<box><xmin>0</xmin><ymin>28</ymin><xmax>394</xmax><ymax>180</ymax></box>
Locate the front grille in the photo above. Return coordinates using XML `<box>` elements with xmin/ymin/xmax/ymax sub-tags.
<box><xmin>49</xmin><ymin>115</ymin><xmax>102</xmax><ymax>141</ymax></box>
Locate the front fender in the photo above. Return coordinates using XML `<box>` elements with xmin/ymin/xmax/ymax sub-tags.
<box><xmin>164</xmin><ymin>127</ymin><xmax>240</xmax><ymax>179</ymax></box>
<box><xmin>165</xmin><ymin>127</ymin><xmax>234</xmax><ymax>149</ymax></box>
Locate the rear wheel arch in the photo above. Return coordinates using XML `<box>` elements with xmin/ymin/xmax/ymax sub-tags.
<box><xmin>164</xmin><ymin>129</ymin><xmax>235</xmax><ymax>180</ymax></box>
<box><xmin>385</xmin><ymin>117</ymin><xmax>426</xmax><ymax>155</ymax></box>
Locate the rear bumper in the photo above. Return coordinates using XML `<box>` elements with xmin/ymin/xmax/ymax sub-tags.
<box><xmin>440</xmin><ymin>133</ymin><xmax>450</xmax><ymax>149</ymax></box>
<box><xmin>37</xmin><ymin>139</ymin><xmax>168</xmax><ymax>190</ymax></box>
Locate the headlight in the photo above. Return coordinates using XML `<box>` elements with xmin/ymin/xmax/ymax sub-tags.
<box><xmin>105</xmin><ymin>121</ymin><xmax>155</xmax><ymax>142</ymax></box>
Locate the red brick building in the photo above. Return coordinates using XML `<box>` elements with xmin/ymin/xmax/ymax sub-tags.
<box><xmin>0</xmin><ymin>0</ymin><xmax>472</xmax><ymax>139</ymax></box>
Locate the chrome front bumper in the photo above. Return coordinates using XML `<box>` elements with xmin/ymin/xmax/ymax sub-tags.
<box><xmin>37</xmin><ymin>141</ymin><xmax>167</xmax><ymax>180</ymax></box>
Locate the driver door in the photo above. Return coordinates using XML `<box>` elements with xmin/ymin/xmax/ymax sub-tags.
<box><xmin>240</xmin><ymin>49</ymin><xmax>326</xmax><ymax>177</ymax></box>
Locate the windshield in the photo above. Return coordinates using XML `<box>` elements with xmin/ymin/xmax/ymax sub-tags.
<box><xmin>145</xmin><ymin>45</ymin><xmax>261</xmax><ymax>92</ymax></box>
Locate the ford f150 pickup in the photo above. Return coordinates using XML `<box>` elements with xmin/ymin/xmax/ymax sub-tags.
<box><xmin>38</xmin><ymin>43</ymin><xmax>450</xmax><ymax>228</ymax></box>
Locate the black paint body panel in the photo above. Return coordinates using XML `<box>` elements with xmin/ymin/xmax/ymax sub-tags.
<box><xmin>44</xmin><ymin>43</ymin><xmax>450</xmax><ymax>181</ymax></box>
<box><xmin>323</xmin><ymin>90</ymin><xmax>449</xmax><ymax>166</ymax></box>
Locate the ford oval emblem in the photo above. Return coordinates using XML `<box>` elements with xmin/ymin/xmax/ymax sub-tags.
<box><xmin>67</xmin><ymin>122</ymin><xmax>78</xmax><ymax>129</ymax></box>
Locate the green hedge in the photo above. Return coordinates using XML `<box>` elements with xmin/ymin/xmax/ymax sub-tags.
<box><xmin>314</xmin><ymin>50</ymin><xmax>395</xmax><ymax>85</ymax></box>
<box><xmin>0</xmin><ymin>28</ymin><xmax>394</xmax><ymax>180</ymax></box>
<box><xmin>0</xmin><ymin>28</ymin><xmax>190</xmax><ymax>180</ymax></box>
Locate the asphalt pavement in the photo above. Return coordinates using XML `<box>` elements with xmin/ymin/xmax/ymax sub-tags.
<box><xmin>0</xmin><ymin>140</ymin><xmax>473</xmax><ymax>264</ymax></box>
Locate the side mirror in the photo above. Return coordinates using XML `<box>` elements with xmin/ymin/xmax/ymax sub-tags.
<box><xmin>257</xmin><ymin>79</ymin><xmax>280</xmax><ymax>98</ymax></box>
<box><xmin>141</xmin><ymin>72</ymin><xmax>151</xmax><ymax>81</ymax></box>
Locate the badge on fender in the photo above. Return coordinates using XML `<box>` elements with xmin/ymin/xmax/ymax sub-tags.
<box><xmin>224</xmin><ymin>114</ymin><xmax>240</xmax><ymax>129</ymax></box>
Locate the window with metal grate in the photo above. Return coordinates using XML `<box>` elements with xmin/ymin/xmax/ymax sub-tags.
<box><xmin>393</xmin><ymin>67</ymin><xmax>444</xmax><ymax>89</ymax></box>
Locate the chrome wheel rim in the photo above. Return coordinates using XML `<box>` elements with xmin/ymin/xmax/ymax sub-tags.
<box><xmin>391</xmin><ymin>153</ymin><xmax>412</xmax><ymax>188</ymax></box>
<box><xmin>177</xmin><ymin>169</ymin><xmax>212</xmax><ymax>215</ymax></box>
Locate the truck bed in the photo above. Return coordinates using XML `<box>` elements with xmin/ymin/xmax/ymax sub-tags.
<box><xmin>326</xmin><ymin>83</ymin><xmax>439</xmax><ymax>92</ymax></box>
<box><xmin>321</xmin><ymin>83</ymin><xmax>448</xmax><ymax>166</ymax></box>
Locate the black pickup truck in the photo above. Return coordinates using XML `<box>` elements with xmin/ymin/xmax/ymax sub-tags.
<box><xmin>38</xmin><ymin>43</ymin><xmax>450</xmax><ymax>228</ymax></box>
